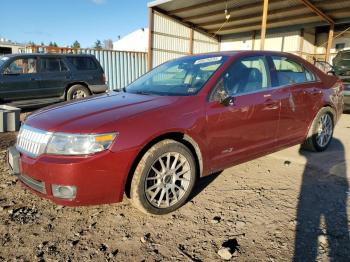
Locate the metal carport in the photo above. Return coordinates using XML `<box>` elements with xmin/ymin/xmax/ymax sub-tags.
<box><xmin>147</xmin><ymin>0</ymin><xmax>350</xmax><ymax>68</ymax></box>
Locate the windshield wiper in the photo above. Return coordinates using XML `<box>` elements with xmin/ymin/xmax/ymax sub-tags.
<box><xmin>133</xmin><ymin>90</ymin><xmax>153</xmax><ymax>95</ymax></box>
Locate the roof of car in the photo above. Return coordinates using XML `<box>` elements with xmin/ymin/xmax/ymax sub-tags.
<box><xmin>184</xmin><ymin>50</ymin><xmax>302</xmax><ymax>59</ymax></box>
<box><xmin>0</xmin><ymin>53</ymin><xmax>95</xmax><ymax>58</ymax></box>
<box><xmin>338</xmin><ymin>49</ymin><xmax>350</xmax><ymax>54</ymax></box>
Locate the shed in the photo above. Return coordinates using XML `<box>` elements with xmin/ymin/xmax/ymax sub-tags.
<box><xmin>147</xmin><ymin>0</ymin><xmax>350</xmax><ymax>68</ymax></box>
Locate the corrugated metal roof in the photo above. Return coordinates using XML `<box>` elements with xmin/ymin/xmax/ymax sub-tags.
<box><xmin>149</xmin><ymin>0</ymin><xmax>350</xmax><ymax>36</ymax></box>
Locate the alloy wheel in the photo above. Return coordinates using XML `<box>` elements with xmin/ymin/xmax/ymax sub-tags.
<box><xmin>72</xmin><ymin>90</ymin><xmax>87</xmax><ymax>99</ymax></box>
<box><xmin>144</xmin><ymin>152</ymin><xmax>191</xmax><ymax>208</ymax></box>
<box><xmin>316</xmin><ymin>114</ymin><xmax>333</xmax><ymax>148</ymax></box>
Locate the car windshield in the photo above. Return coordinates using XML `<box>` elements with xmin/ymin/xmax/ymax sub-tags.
<box><xmin>0</xmin><ymin>56</ymin><xmax>9</xmax><ymax>68</ymax></box>
<box><xmin>334</xmin><ymin>52</ymin><xmax>350</xmax><ymax>68</ymax></box>
<box><xmin>126</xmin><ymin>55</ymin><xmax>228</xmax><ymax>96</ymax></box>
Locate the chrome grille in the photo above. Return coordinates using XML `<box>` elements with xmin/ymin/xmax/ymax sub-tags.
<box><xmin>16</xmin><ymin>125</ymin><xmax>52</xmax><ymax>157</ymax></box>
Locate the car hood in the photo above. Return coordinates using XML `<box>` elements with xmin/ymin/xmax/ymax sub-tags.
<box><xmin>25</xmin><ymin>92</ymin><xmax>178</xmax><ymax>133</ymax></box>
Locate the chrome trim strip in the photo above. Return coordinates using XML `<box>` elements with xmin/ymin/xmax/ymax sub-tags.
<box><xmin>19</xmin><ymin>174</ymin><xmax>46</xmax><ymax>194</ymax></box>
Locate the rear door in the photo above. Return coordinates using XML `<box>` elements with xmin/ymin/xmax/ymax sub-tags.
<box><xmin>270</xmin><ymin>55</ymin><xmax>321</xmax><ymax>144</ymax></box>
<box><xmin>0</xmin><ymin>56</ymin><xmax>40</xmax><ymax>101</ymax></box>
<box><xmin>206</xmin><ymin>55</ymin><xmax>281</xmax><ymax>172</ymax></box>
<box><xmin>65</xmin><ymin>56</ymin><xmax>102</xmax><ymax>85</ymax></box>
<box><xmin>38</xmin><ymin>56</ymin><xmax>71</xmax><ymax>98</ymax></box>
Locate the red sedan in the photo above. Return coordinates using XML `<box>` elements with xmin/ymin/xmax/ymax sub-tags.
<box><xmin>8</xmin><ymin>51</ymin><xmax>344</xmax><ymax>214</ymax></box>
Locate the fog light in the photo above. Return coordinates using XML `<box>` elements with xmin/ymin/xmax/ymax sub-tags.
<box><xmin>52</xmin><ymin>185</ymin><xmax>77</xmax><ymax>199</ymax></box>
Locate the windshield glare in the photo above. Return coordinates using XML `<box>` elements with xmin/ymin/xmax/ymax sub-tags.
<box><xmin>126</xmin><ymin>55</ymin><xmax>228</xmax><ymax>96</ymax></box>
<box><xmin>0</xmin><ymin>57</ymin><xmax>9</xmax><ymax>68</ymax></box>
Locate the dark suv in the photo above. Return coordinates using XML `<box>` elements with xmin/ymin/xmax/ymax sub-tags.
<box><xmin>333</xmin><ymin>50</ymin><xmax>350</xmax><ymax>110</ymax></box>
<box><xmin>0</xmin><ymin>53</ymin><xmax>108</xmax><ymax>107</ymax></box>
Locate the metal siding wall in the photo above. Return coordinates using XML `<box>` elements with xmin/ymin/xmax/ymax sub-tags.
<box><xmin>220</xmin><ymin>37</ymin><xmax>253</xmax><ymax>51</ymax></box>
<box><xmin>26</xmin><ymin>47</ymin><xmax>147</xmax><ymax>90</ymax></box>
<box><xmin>193</xmin><ymin>31</ymin><xmax>219</xmax><ymax>54</ymax></box>
<box><xmin>76</xmin><ymin>49</ymin><xmax>147</xmax><ymax>90</ymax></box>
<box><xmin>151</xmin><ymin>11</ymin><xmax>218</xmax><ymax>67</ymax></box>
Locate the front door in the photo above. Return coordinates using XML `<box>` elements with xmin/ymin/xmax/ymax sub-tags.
<box><xmin>0</xmin><ymin>56</ymin><xmax>41</xmax><ymax>101</ymax></box>
<box><xmin>206</xmin><ymin>55</ymin><xmax>280</xmax><ymax>172</ymax></box>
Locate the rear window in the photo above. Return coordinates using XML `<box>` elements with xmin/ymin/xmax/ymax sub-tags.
<box><xmin>40</xmin><ymin>58</ymin><xmax>67</xmax><ymax>72</ymax></box>
<box><xmin>272</xmin><ymin>56</ymin><xmax>316</xmax><ymax>86</ymax></box>
<box><xmin>66</xmin><ymin>56</ymin><xmax>98</xmax><ymax>70</ymax></box>
<box><xmin>341</xmin><ymin>52</ymin><xmax>350</xmax><ymax>59</ymax></box>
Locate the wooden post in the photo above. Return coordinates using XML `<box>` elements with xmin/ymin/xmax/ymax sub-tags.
<box><xmin>325</xmin><ymin>24</ymin><xmax>334</xmax><ymax>62</ymax></box>
<box><xmin>260</xmin><ymin>0</ymin><xmax>269</xmax><ymax>50</ymax></box>
<box><xmin>252</xmin><ymin>30</ymin><xmax>256</xmax><ymax>50</ymax></box>
<box><xmin>189</xmin><ymin>28</ymin><xmax>194</xmax><ymax>54</ymax></box>
<box><xmin>299</xmin><ymin>28</ymin><xmax>304</xmax><ymax>57</ymax></box>
<box><xmin>147</xmin><ymin>8</ymin><xmax>153</xmax><ymax>71</ymax></box>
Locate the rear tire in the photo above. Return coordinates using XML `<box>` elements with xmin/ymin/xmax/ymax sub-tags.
<box><xmin>66</xmin><ymin>85</ymin><xmax>90</xmax><ymax>101</ymax></box>
<box><xmin>302</xmin><ymin>107</ymin><xmax>334</xmax><ymax>152</ymax></box>
<box><xmin>130</xmin><ymin>139</ymin><xmax>197</xmax><ymax>215</ymax></box>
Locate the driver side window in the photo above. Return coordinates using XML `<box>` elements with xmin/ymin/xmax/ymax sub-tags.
<box><xmin>211</xmin><ymin>56</ymin><xmax>270</xmax><ymax>101</ymax></box>
<box><xmin>4</xmin><ymin>58</ymin><xmax>37</xmax><ymax>74</ymax></box>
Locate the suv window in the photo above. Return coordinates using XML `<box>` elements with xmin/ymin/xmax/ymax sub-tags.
<box><xmin>3</xmin><ymin>58</ymin><xmax>37</xmax><ymax>74</ymax></box>
<box><xmin>272</xmin><ymin>56</ymin><xmax>316</xmax><ymax>86</ymax></box>
<box><xmin>66</xmin><ymin>56</ymin><xmax>98</xmax><ymax>70</ymax></box>
<box><xmin>40</xmin><ymin>57</ymin><xmax>67</xmax><ymax>72</ymax></box>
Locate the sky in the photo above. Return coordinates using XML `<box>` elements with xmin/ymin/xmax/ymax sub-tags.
<box><xmin>1</xmin><ymin>0</ymin><xmax>150</xmax><ymax>48</ymax></box>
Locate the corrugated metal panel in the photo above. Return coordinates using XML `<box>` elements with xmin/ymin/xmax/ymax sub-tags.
<box><xmin>193</xmin><ymin>41</ymin><xmax>218</xmax><ymax>53</ymax></box>
<box><xmin>154</xmin><ymin>11</ymin><xmax>190</xmax><ymax>37</ymax></box>
<box><xmin>153</xmin><ymin>34</ymin><xmax>189</xmax><ymax>53</ymax></box>
<box><xmin>220</xmin><ymin>38</ymin><xmax>253</xmax><ymax>51</ymax></box>
<box><xmin>193</xmin><ymin>31</ymin><xmax>218</xmax><ymax>44</ymax></box>
<box><xmin>193</xmin><ymin>30</ymin><xmax>219</xmax><ymax>54</ymax></box>
<box><xmin>26</xmin><ymin>46</ymin><xmax>147</xmax><ymax>90</ymax></box>
<box><xmin>303</xmin><ymin>29</ymin><xmax>316</xmax><ymax>55</ymax></box>
<box><xmin>152</xmin><ymin>11</ymin><xmax>190</xmax><ymax>67</ymax></box>
<box><xmin>153</xmin><ymin>50</ymin><xmax>184</xmax><ymax>68</ymax></box>
<box><xmin>252</xmin><ymin>31</ymin><xmax>300</xmax><ymax>52</ymax></box>
<box><xmin>152</xmin><ymin>11</ymin><xmax>219</xmax><ymax>67</ymax></box>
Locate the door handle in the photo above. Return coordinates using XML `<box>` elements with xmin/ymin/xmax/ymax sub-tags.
<box><xmin>264</xmin><ymin>99</ymin><xmax>279</xmax><ymax>109</ymax></box>
<box><xmin>310</xmin><ymin>88</ymin><xmax>321</xmax><ymax>95</ymax></box>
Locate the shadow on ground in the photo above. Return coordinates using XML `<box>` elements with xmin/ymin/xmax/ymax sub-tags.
<box><xmin>187</xmin><ymin>171</ymin><xmax>222</xmax><ymax>202</ymax></box>
<box><xmin>294</xmin><ymin>138</ymin><xmax>350</xmax><ymax>261</ymax></box>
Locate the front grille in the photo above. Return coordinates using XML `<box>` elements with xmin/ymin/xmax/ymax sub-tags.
<box><xmin>19</xmin><ymin>174</ymin><xmax>46</xmax><ymax>194</ymax></box>
<box><xmin>16</xmin><ymin>125</ymin><xmax>51</xmax><ymax>157</ymax></box>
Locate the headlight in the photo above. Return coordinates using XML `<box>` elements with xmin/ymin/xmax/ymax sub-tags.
<box><xmin>46</xmin><ymin>132</ymin><xmax>117</xmax><ymax>155</ymax></box>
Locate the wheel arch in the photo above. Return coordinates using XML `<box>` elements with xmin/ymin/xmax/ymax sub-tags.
<box><xmin>304</xmin><ymin>105</ymin><xmax>335</xmax><ymax>141</ymax></box>
<box><xmin>123</xmin><ymin>132</ymin><xmax>203</xmax><ymax>198</ymax></box>
<box><xmin>64</xmin><ymin>82</ymin><xmax>92</xmax><ymax>100</ymax></box>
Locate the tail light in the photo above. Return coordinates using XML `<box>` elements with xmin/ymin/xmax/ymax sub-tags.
<box><xmin>102</xmin><ymin>73</ymin><xmax>106</xmax><ymax>84</ymax></box>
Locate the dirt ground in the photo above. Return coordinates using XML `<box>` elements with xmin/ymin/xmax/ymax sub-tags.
<box><xmin>0</xmin><ymin>113</ymin><xmax>349</xmax><ymax>262</ymax></box>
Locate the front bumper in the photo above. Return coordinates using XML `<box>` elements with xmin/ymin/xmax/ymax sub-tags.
<box><xmin>7</xmin><ymin>146</ymin><xmax>137</xmax><ymax>206</ymax></box>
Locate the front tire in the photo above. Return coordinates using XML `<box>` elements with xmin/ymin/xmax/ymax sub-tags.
<box><xmin>66</xmin><ymin>84</ymin><xmax>91</xmax><ymax>101</ymax></box>
<box><xmin>302</xmin><ymin>107</ymin><xmax>334</xmax><ymax>152</ymax></box>
<box><xmin>130</xmin><ymin>139</ymin><xmax>197</xmax><ymax>215</ymax></box>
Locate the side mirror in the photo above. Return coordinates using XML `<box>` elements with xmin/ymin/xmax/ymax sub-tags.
<box><xmin>220</xmin><ymin>96</ymin><xmax>235</xmax><ymax>107</ymax></box>
<box><xmin>327</xmin><ymin>70</ymin><xmax>336</xmax><ymax>76</ymax></box>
